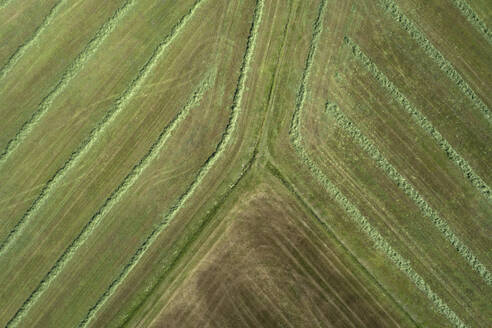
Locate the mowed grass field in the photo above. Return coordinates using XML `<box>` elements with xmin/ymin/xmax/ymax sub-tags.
<box><xmin>0</xmin><ymin>0</ymin><xmax>490</xmax><ymax>327</ymax></box>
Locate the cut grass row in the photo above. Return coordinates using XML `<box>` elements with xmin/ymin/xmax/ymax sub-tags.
<box><xmin>5</xmin><ymin>73</ymin><xmax>214</xmax><ymax>328</ymax></box>
<box><xmin>0</xmin><ymin>0</ymin><xmax>11</xmax><ymax>9</ymax></box>
<box><xmin>88</xmin><ymin>2</ymin><xmax>290</xmax><ymax>324</ymax></box>
<box><xmin>0</xmin><ymin>0</ymin><xmax>65</xmax><ymax>81</ymax></box>
<box><xmin>77</xmin><ymin>1</ymin><xmax>263</xmax><ymax>326</ymax></box>
<box><xmin>0</xmin><ymin>0</ymin><xmax>58</xmax><ymax>68</ymax></box>
<box><xmin>0</xmin><ymin>0</ymin><xmax>253</xmax><ymax>325</ymax></box>
<box><xmin>322</xmin><ymin>48</ymin><xmax>491</xmax><ymax>324</ymax></box>
<box><xmin>324</xmin><ymin>100</ymin><xmax>491</xmax><ymax>285</ymax></box>
<box><xmin>150</xmin><ymin>174</ymin><xmax>412</xmax><ymax>327</ymax></box>
<box><xmin>0</xmin><ymin>0</ymin><xmax>136</xmax><ymax>167</ymax></box>
<box><xmin>344</xmin><ymin>36</ymin><xmax>491</xmax><ymax>202</ymax></box>
<box><xmin>0</xmin><ymin>0</ymin><xmax>130</xmax><ymax>153</ymax></box>
<box><xmin>378</xmin><ymin>0</ymin><xmax>491</xmax><ymax>124</ymax></box>
<box><xmin>450</xmin><ymin>0</ymin><xmax>492</xmax><ymax>43</ymax></box>
<box><xmin>266</xmin><ymin>162</ymin><xmax>420</xmax><ymax>327</ymax></box>
<box><xmin>115</xmin><ymin>150</ymin><xmax>257</xmax><ymax>328</ymax></box>
<box><xmin>0</xmin><ymin>0</ymin><xmax>198</xmax><ymax>258</ymax></box>
<box><xmin>289</xmin><ymin>1</ymin><xmax>466</xmax><ymax>327</ymax></box>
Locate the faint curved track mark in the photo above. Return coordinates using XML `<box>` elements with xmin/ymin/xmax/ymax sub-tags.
<box><xmin>76</xmin><ymin>1</ymin><xmax>264</xmax><ymax>326</ymax></box>
<box><xmin>288</xmin><ymin>1</ymin><xmax>467</xmax><ymax>327</ymax></box>
<box><xmin>379</xmin><ymin>0</ymin><xmax>491</xmax><ymax>124</ymax></box>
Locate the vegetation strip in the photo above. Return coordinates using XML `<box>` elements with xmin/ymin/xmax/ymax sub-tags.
<box><xmin>378</xmin><ymin>0</ymin><xmax>491</xmax><ymax>124</ymax></box>
<box><xmin>0</xmin><ymin>0</ymin><xmax>66</xmax><ymax>81</ymax></box>
<box><xmin>450</xmin><ymin>0</ymin><xmax>492</xmax><ymax>43</ymax></box>
<box><xmin>344</xmin><ymin>36</ymin><xmax>491</xmax><ymax>201</ymax></box>
<box><xmin>266</xmin><ymin>162</ymin><xmax>420</xmax><ymax>328</ymax></box>
<box><xmin>289</xmin><ymin>1</ymin><xmax>466</xmax><ymax>327</ymax></box>
<box><xmin>0</xmin><ymin>0</ymin><xmax>13</xmax><ymax>9</ymax></box>
<box><xmin>0</xmin><ymin>0</ymin><xmax>137</xmax><ymax>167</ymax></box>
<box><xmin>5</xmin><ymin>74</ymin><xmax>214</xmax><ymax>328</ymax></box>
<box><xmin>325</xmin><ymin>101</ymin><xmax>491</xmax><ymax>285</ymax></box>
<box><xmin>0</xmin><ymin>0</ymin><xmax>200</xmax><ymax>258</ymax></box>
<box><xmin>117</xmin><ymin>149</ymin><xmax>257</xmax><ymax>328</ymax></box>
<box><xmin>77</xmin><ymin>1</ymin><xmax>263</xmax><ymax>327</ymax></box>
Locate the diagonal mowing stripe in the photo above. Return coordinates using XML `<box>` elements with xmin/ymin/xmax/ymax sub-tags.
<box><xmin>0</xmin><ymin>0</ymin><xmax>202</xmax><ymax>258</ymax></box>
<box><xmin>0</xmin><ymin>0</ymin><xmax>137</xmax><ymax>167</ymax></box>
<box><xmin>77</xmin><ymin>1</ymin><xmax>264</xmax><ymax>326</ymax></box>
<box><xmin>5</xmin><ymin>71</ymin><xmax>215</xmax><ymax>328</ymax></box>
<box><xmin>344</xmin><ymin>36</ymin><xmax>491</xmax><ymax>202</ymax></box>
<box><xmin>325</xmin><ymin>100</ymin><xmax>491</xmax><ymax>286</ymax></box>
<box><xmin>379</xmin><ymin>0</ymin><xmax>491</xmax><ymax>124</ymax></box>
<box><xmin>288</xmin><ymin>1</ymin><xmax>467</xmax><ymax>327</ymax></box>
<box><xmin>450</xmin><ymin>0</ymin><xmax>492</xmax><ymax>44</ymax></box>
<box><xmin>0</xmin><ymin>0</ymin><xmax>66</xmax><ymax>80</ymax></box>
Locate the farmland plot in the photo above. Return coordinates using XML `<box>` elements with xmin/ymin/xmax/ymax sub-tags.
<box><xmin>0</xmin><ymin>0</ymin><xmax>490</xmax><ymax>327</ymax></box>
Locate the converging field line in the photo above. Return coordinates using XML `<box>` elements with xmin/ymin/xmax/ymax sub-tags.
<box><xmin>379</xmin><ymin>0</ymin><xmax>491</xmax><ymax>124</ymax></box>
<box><xmin>0</xmin><ymin>0</ymin><xmax>188</xmax><ymax>256</ymax></box>
<box><xmin>78</xmin><ymin>1</ymin><xmax>264</xmax><ymax>326</ymax></box>
<box><xmin>344</xmin><ymin>37</ymin><xmax>491</xmax><ymax>202</ymax></box>
<box><xmin>0</xmin><ymin>0</ymin><xmax>66</xmax><ymax>81</ymax></box>
<box><xmin>450</xmin><ymin>0</ymin><xmax>492</xmax><ymax>44</ymax></box>
<box><xmin>0</xmin><ymin>0</ymin><xmax>137</xmax><ymax>168</ymax></box>
<box><xmin>288</xmin><ymin>1</ymin><xmax>467</xmax><ymax>327</ymax></box>
<box><xmin>5</xmin><ymin>72</ymin><xmax>214</xmax><ymax>328</ymax></box>
<box><xmin>267</xmin><ymin>162</ymin><xmax>420</xmax><ymax>328</ymax></box>
<box><xmin>325</xmin><ymin>101</ymin><xmax>491</xmax><ymax>285</ymax></box>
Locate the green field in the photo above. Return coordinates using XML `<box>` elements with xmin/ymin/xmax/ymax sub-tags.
<box><xmin>0</xmin><ymin>0</ymin><xmax>490</xmax><ymax>327</ymax></box>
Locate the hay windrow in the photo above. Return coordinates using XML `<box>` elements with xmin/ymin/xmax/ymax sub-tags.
<box><xmin>344</xmin><ymin>36</ymin><xmax>491</xmax><ymax>202</ymax></box>
<box><xmin>4</xmin><ymin>71</ymin><xmax>214</xmax><ymax>328</ymax></box>
<box><xmin>450</xmin><ymin>0</ymin><xmax>492</xmax><ymax>44</ymax></box>
<box><xmin>77</xmin><ymin>1</ymin><xmax>263</xmax><ymax>326</ymax></box>
<box><xmin>325</xmin><ymin>100</ymin><xmax>491</xmax><ymax>286</ymax></box>
<box><xmin>0</xmin><ymin>0</ymin><xmax>137</xmax><ymax>167</ymax></box>
<box><xmin>379</xmin><ymin>0</ymin><xmax>491</xmax><ymax>124</ymax></box>
<box><xmin>1</xmin><ymin>0</ymin><xmax>201</xmax><ymax>284</ymax></box>
<box><xmin>288</xmin><ymin>1</ymin><xmax>467</xmax><ymax>327</ymax></box>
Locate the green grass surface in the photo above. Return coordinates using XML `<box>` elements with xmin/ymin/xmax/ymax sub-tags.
<box><xmin>0</xmin><ymin>0</ymin><xmax>490</xmax><ymax>327</ymax></box>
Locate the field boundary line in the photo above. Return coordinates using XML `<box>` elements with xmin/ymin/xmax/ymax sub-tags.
<box><xmin>344</xmin><ymin>36</ymin><xmax>491</xmax><ymax>201</ymax></box>
<box><xmin>0</xmin><ymin>0</ymin><xmax>201</xmax><ymax>258</ymax></box>
<box><xmin>0</xmin><ymin>0</ymin><xmax>137</xmax><ymax>168</ymax></box>
<box><xmin>325</xmin><ymin>100</ymin><xmax>491</xmax><ymax>285</ymax></box>
<box><xmin>77</xmin><ymin>1</ymin><xmax>264</xmax><ymax>326</ymax></box>
<box><xmin>116</xmin><ymin>150</ymin><xmax>257</xmax><ymax>328</ymax></box>
<box><xmin>113</xmin><ymin>5</ymin><xmax>292</xmax><ymax>323</ymax></box>
<box><xmin>0</xmin><ymin>0</ymin><xmax>65</xmax><ymax>81</ymax></box>
<box><xmin>288</xmin><ymin>0</ymin><xmax>466</xmax><ymax>326</ymax></box>
<box><xmin>450</xmin><ymin>0</ymin><xmax>492</xmax><ymax>43</ymax></box>
<box><xmin>5</xmin><ymin>72</ymin><xmax>214</xmax><ymax>328</ymax></box>
<box><xmin>266</xmin><ymin>161</ymin><xmax>420</xmax><ymax>328</ymax></box>
<box><xmin>379</xmin><ymin>0</ymin><xmax>491</xmax><ymax>124</ymax></box>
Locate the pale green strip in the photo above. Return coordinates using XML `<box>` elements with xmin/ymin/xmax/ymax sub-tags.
<box><xmin>0</xmin><ymin>0</ymin><xmax>13</xmax><ymax>9</ymax></box>
<box><xmin>450</xmin><ymin>0</ymin><xmax>492</xmax><ymax>43</ymax></box>
<box><xmin>0</xmin><ymin>0</ymin><xmax>66</xmax><ymax>81</ymax></box>
<box><xmin>379</xmin><ymin>0</ymin><xmax>491</xmax><ymax>124</ymax></box>
<box><xmin>77</xmin><ymin>1</ymin><xmax>264</xmax><ymax>327</ymax></box>
<box><xmin>344</xmin><ymin>36</ymin><xmax>491</xmax><ymax>201</ymax></box>
<box><xmin>289</xmin><ymin>1</ymin><xmax>467</xmax><ymax>327</ymax></box>
<box><xmin>5</xmin><ymin>70</ymin><xmax>214</xmax><ymax>328</ymax></box>
<box><xmin>325</xmin><ymin>100</ymin><xmax>491</xmax><ymax>285</ymax></box>
<box><xmin>0</xmin><ymin>0</ymin><xmax>195</xmax><ymax>255</ymax></box>
<box><xmin>0</xmin><ymin>0</ymin><xmax>137</xmax><ymax>167</ymax></box>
